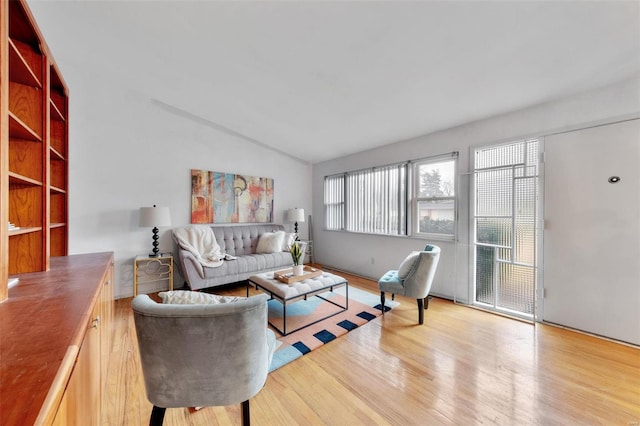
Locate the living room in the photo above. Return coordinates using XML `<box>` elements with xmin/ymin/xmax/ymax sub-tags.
<box><xmin>1</xmin><ymin>1</ymin><xmax>639</xmax><ymax>425</ymax></box>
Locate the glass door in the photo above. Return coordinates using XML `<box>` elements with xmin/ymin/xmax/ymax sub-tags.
<box><xmin>472</xmin><ymin>139</ymin><xmax>539</xmax><ymax>318</ymax></box>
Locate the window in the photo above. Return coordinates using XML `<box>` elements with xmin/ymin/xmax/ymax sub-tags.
<box><xmin>324</xmin><ymin>152</ymin><xmax>457</xmax><ymax>239</ymax></box>
<box><xmin>324</xmin><ymin>174</ymin><xmax>345</xmax><ymax>231</ymax></box>
<box><xmin>413</xmin><ymin>155</ymin><xmax>457</xmax><ymax>239</ymax></box>
<box><xmin>346</xmin><ymin>164</ymin><xmax>407</xmax><ymax>235</ymax></box>
<box><xmin>324</xmin><ymin>163</ymin><xmax>406</xmax><ymax>235</ymax></box>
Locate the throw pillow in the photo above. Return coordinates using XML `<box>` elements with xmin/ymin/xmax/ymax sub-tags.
<box><xmin>398</xmin><ymin>251</ymin><xmax>421</xmax><ymax>279</ymax></box>
<box><xmin>256</xmin><ymin>231</ymin><xmax>285</xmax><ymax>254</ymax></box>
<box><xmin>282</xmin><ymin>232</ymin><xmax>296</xmax><ymax>251</ymax></box>
<box><xmin>159</xmin><ymin>290</ymin><xmax>244</xmax><ymax>305</ymax></box>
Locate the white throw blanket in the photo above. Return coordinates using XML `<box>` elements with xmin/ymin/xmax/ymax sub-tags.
<box><xmin>172</xmin><ymin>226</ymin><xmax>226</xmax><ymax>272</ymax></box>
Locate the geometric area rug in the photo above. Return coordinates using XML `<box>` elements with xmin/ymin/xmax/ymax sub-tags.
<box><xmin>268</xmin><ymin>286</ymin><xmax>398</xmax><ymax>372</ymax></box>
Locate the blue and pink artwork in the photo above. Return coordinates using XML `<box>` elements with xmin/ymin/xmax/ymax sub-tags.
<box><xmin>191</xmin><ymin>169</ymin><xmax>274</xmax><ymax>224</ymax></box>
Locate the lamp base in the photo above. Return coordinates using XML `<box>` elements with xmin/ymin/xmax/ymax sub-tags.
<box><xmin>149</xmin><ymin>227</ymin><xmax>160</xmax><ymax>258</ymax></box>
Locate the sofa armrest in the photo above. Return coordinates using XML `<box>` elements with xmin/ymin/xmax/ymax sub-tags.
<box><xmin>178</xmin><ymin>249</ymin><xmax>205</xmax><ymax>280</ymax></box>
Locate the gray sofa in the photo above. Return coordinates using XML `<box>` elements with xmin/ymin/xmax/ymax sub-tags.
<box><xmin>175</xmin><ymin>224</ymin><xmax>294</xmax><ymax>291</ymax></box>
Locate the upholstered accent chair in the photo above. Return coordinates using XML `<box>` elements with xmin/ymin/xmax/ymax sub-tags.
<box><xmin>378</xmin><ymin>244</ymin><xmax>441</xmax><ymax>324</ymax></box>
<box><xmin>132</xmin><ymin>292</ymin><xmax>276</xmax><ymax>426</ymax></box>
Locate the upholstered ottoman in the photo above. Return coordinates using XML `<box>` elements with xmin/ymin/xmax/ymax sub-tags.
<box><xmin>249</xmin><ymin>270</ymin><xmax>348</xmax><ymax>335</ymax></box>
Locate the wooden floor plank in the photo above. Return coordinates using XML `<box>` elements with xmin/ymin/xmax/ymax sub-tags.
<box><xmin>104</xmin><ymin>269</ymin><xmax>640</xmax><ymax>425</ymax></box>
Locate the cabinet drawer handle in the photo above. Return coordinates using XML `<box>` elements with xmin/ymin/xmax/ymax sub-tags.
<box><xmin>92</xmin><ymin>315</ymin><xmax>101</xmax><ymax>328</ymax></box>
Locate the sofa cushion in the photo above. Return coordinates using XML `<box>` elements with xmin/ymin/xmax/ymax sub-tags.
<box><xmin>256</xmin><ymin>231</ymin><xmax>285</xmax><ymax>253</ymax></box>
<box><xmin>203</xmin><ymin>252</ymin><xmax>291</xmax><ymax>279</ymax></box>
<box><xmin>398</xmin><ymin>251</ymin><xmax>420</xmax><ymax>279</ymax></box>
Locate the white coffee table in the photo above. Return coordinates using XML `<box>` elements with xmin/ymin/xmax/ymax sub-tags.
<box><xmin>248</xmin><ymin>269</ymin><xmax>348</xmax><ymax>335</ymax></box>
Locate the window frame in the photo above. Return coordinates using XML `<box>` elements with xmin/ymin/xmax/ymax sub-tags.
<box><xmin>411</xmin><ymin>153</ymin><xmax>458</xmax><ymax>241</ymax></box>
<box><xmin>323</xmin><ymin>152</ymin><xmax>458</xmax><ymax>240</ymax></box>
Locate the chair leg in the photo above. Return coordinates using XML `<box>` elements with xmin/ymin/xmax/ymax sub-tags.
<box><xmin>150</xmin><ymin>406</ymin><xmax>166</xmax><ymax>426</ymax></box>
<box><xmin>417</xmin><ymin>299</ymin><xmax>424</xmax><ymax>325</ymax></box>
<box><xmin>424</xmin><ymin>295</ymin><xmax>431</xmax><ymax>310</ymax></box>
<box><xmin>241</xmin><ymin>400</ymin><xmax>250</xmax><ymax>426</ymax></box>
<box><xmin>380</xmin><ymin>292</ymin><xmax>385</xmax><ymax>314</ymax></box>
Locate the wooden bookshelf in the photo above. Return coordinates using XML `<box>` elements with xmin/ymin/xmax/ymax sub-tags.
<box><xmin>1</xmin><ymin>0</ymin><xmax>69</xmax><ymax>301</ymax></box>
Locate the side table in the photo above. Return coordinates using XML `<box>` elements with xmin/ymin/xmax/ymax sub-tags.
<box><xmin>298</xmin><ymin>240</ymin><xmax>313</xmax><ymax>264</ymax></box>
<box><xmin>134</xmin><ymin>254</ymin><xmax>173</xmax><ymax>296</ymax></box>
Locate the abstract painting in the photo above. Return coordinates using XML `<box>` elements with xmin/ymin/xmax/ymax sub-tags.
<box><xmin>191</xmin><ymin>169</ymin><xmax>274</xmax><ymax>223</ymax></box>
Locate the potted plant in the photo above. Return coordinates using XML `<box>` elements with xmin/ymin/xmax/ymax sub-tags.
<box><xmin>289</xmin><ymin>241</ymin><xmax>304</xmax><ymax>276</ymax></box>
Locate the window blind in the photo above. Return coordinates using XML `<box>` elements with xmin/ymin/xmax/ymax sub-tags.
<box><xmin>324</xmin><ymin>163</ymin><xmax>406</xmax><ymax>235</ymax></box>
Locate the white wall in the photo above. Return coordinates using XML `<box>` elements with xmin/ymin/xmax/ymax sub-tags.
<box><xmin>312</xmin><ymin>74</ymin><xmax>640</xmax><ymax>303</ymax></box>
<box><xmin>27</xmin><ymin>3</ymin><xmax>312</xmax><ymax>298</ymax></box>
<box><xmin>65</xmin><ymin>82</ymin><xmax>311</xmax><ymax>297</ymax></box>
<box><xmin>59</xmin><ymin>67</ymin><xmax>311</xmax><ymax>298</ymax></box>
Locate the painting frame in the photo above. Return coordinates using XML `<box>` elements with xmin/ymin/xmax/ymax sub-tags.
<box><xmin>191</xmin><ymin>169</ymin><xmax>274</xmax><ymax>224</ymax></box>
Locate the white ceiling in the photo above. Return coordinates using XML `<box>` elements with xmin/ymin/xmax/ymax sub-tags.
<box><xmin>29</xmin><ymin>0</ymin><xmax>640</xmax><ymax>164</ymax></box>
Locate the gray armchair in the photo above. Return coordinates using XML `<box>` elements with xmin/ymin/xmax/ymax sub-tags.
<box><xmin>132</xmin><ymin>292</ymin><xmax>276</xmax><ymax>426</ymax></box>
<box><xmin>378</xmin><ymin>244</ymin><xmax>441</xmax><ymax>324</ymax></box>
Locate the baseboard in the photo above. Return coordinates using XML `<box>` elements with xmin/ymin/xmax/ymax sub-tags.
<box><xmin>541</xmin><ymin>321</ymin><xmax>640</xmax><ymax>348</ymax></box>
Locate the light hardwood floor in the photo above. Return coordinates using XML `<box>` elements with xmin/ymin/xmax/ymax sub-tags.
<box><xmin>104</xmin><ymin>270</ymin><xmax>640</xmax><ymax>425</ymax></box>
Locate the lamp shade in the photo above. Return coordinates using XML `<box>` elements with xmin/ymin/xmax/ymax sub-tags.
<box><xmin>139</xmin><ymin>206</ymin><xmax>171</xmax><ymax>228</ymax></box>
<box><xmin>286</xmin><ymin>208</ymin><xmax>305</xmax><ymax>223</ymax></box>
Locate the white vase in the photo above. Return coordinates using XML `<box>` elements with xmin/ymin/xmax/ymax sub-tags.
<box><xmin>292</xmin><ymin>264</ymin><xmax>304</xmax><ymax>276</ymax></box>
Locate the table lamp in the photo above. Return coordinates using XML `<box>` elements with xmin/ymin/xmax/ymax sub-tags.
<box><xmin>286</xmin><ymin>208</ymin><xmax>305</xmax><ymax>240</ymax></box>
<box><xmin>139</xmin><ymin>205</ymin><xmax>172</xmax><ymax>257</ymax></box>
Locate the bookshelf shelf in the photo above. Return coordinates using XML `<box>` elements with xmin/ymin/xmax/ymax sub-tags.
<box><xmin>8</xmin><ymin>171</ymin><xmax>42</xmax><ymax>187</ymax></box>
<box><xmin>8</xmin><ymin>39</ymin><xmax>42</xmax><ymax>88</ymax></box>
<box><xmin>8</xmin><ymin>111</ymin><xmax>41</xmax><ymax>141</ymax></box>
<box><xmin>8</xmin><ymin>226</ymin><xmax>42</xmax><ymax>236</ymax></box>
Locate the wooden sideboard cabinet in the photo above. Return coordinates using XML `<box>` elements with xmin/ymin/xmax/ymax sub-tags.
<box><xmin>0</xmin><ymin>253</ymin><xmax>114</xmax><ymax>426</ymax></box>
<box><xmin>51</xmin><ymin>256</ymin><xmax>114</xmax><ymax>426</ymax></box>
